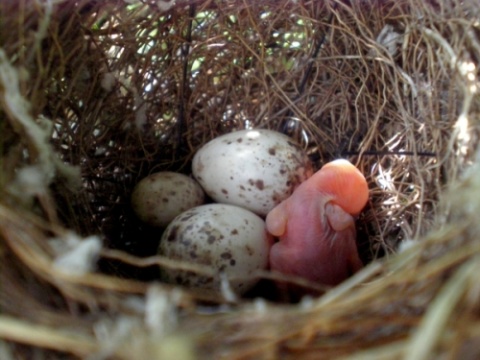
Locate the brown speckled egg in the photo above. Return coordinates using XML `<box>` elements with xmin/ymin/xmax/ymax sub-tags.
<box><xmin>131</xmin><ymin>172</ymin><xmax>205</xmax><ymax>227</ymax></box>
<box><xmin>192</xmin><ymin>129</ymin><xmax>313</xmax><ymax>216</ymax></box>
<box><xmin>159</xmin><ymin>203</ymin><xmax>273</xmax><ymax>294</ymax></box>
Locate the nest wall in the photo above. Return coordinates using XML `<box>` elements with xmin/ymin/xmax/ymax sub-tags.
<box><xmin>0</xmin><ymin>0</ymin><xmax>480</xmax><ymax>359</ymax></box>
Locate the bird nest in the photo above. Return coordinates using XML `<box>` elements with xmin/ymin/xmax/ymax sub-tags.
<box><xmin>1</xmin><ymin>0</ymin><xmax>480</xmax><ymax>358</ymax></box>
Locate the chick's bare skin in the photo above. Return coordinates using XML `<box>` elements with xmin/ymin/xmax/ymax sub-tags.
<box><xmin>266</xmin><ymin>159</ymin><xmax>368</xmax><ymax>287</ymax></box>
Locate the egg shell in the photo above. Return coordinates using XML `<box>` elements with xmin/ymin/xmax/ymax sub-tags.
<box><xmin>159</xmin><ymin>203</ymin><xmax>273</xmax><ymax>294</ymax></box>
<box><xmin>131</xmin><ymin>172</ymin><xmax>205</xmax><ymax>227</ymax></box>
<box><xmin>192</xmin><ymin>129</ymin><xmax>313</xmax><ymax>216</ymax></box>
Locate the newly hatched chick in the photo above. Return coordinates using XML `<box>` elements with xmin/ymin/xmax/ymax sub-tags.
<box><xmin>265</xmin><ymin>159</ymin><xmax>369</xmax><ymax>286</ymax></box>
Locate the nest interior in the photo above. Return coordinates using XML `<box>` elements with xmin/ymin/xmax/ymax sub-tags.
<box><xmin>1</xmin><ymin>0</ymin><xmax>480</xmax><ymax>359</ymax></box>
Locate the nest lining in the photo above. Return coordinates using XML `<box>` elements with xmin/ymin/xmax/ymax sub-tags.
<box><xmin>1</xmin><ymin>0</ymin><xmax>480</xmax><ymax>358</ymax></box>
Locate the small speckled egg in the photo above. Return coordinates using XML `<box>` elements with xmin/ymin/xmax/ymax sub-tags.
<box><xmin>159</xmin><ymin>203</ymin><xmax>273</xmax><ymax>294</ymax></box>
<box><xmin>192</xmin><ymin>129</ymin><xmax>313</xmax><ymax>216</ymax></box>
<box><xmin>131</xmin><ymin>172</ymin><xmax>205</xmax><ymax>227</ymax></box>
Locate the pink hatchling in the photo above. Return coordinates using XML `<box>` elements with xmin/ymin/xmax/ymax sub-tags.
<box><xmin>265</xmin><ymin>159</ymin><xmax>369</xmax><ymax>286</ymax></box>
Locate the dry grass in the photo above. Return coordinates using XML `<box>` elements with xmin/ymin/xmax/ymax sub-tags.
<box><xmin>1</xmin><ymin>0</ymin><xmax>480</xmax><ymax>358</ymax></box>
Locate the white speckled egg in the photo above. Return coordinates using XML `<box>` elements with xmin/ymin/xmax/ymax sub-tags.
<box><xmin>159</xmin><ymin>203</ymin><xmax>273</xmax><ymax>294</ymax></box>
<box><xmin>131</xmin><ymin>172</ymin><xmax>205</xmax><ymax>227</ymax></box>
<box><xmin>192</xmin><ymin>129</ymin><xmax>313</xmax><ymax>216</ymax></box>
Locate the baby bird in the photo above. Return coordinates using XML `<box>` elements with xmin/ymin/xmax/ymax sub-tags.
<box><xmin>265</xmin><ymin>159</ymin><xmax>369</xmax><ymax>286</ymax></box>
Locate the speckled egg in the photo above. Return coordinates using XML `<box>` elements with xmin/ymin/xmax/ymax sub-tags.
<box><xmin>159</xmin><ymin>203</ymin><xmax>273</xmax><ymax>294</ymax></box>
<box><xmin>192</xmin><ymin>129</ymin><xmax>313</xmax><ymax>216</ymax></box>
<box><xmin>131</xmin><ymin>172</ymin><xmax>205</xmax><ymax>227</ymax></box>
